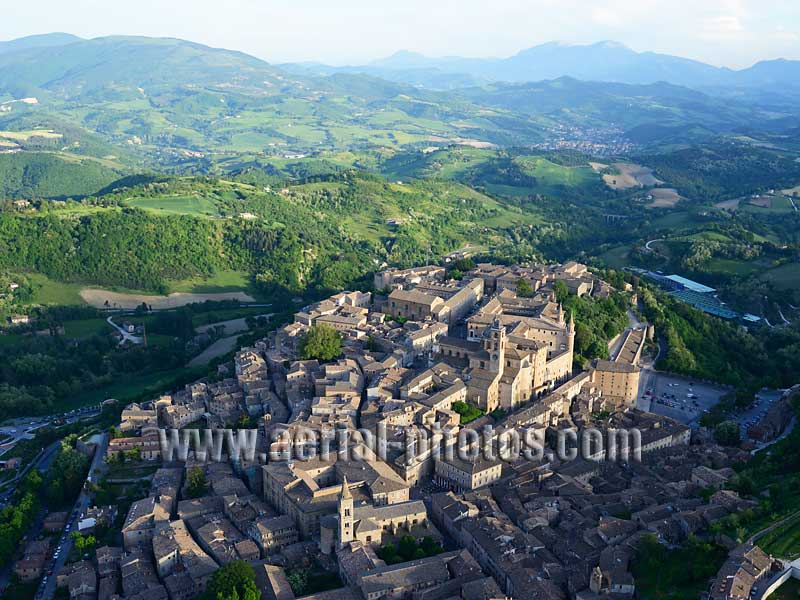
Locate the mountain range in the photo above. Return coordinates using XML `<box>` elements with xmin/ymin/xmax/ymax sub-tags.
<box><xmin>284</xmin><ymin>40</ymin><xmax>800</xmax><ymax>92</ymax></box>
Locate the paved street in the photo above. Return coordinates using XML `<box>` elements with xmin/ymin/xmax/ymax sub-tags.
<box><xmin>37</xmin><ymin>433</ymin><xmax>108</xmax><ymax>600</ymax></box>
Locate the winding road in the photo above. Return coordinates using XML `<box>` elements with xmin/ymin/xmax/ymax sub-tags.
<box><xmin>106</xmin><ymin>316</ymin><xmax>143</xmax><ymax>344</ymax></box>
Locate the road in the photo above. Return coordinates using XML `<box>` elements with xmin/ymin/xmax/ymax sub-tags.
<box><xmin>0</xmin><ymin>440</ymin><xmax>62</xmax><ymax>590</ymax></box>
<box><xmin>644</xmin><ymin>238</ymin><xmax>666</xmax><ymax>251</ymax></box>
<box><xmin>106</xmin><ymin>316</ymin><xmax>143</xmax><ymax>344</ymax></box>
<box><xmin>37</xmin><ymin>433</ymin><xmax>108</xmax><ymax>600</ymax></box>
<box><xmin>608</xmin><ymin>309</ymin><xmax>644</xmax><ymax>361</ymax></box>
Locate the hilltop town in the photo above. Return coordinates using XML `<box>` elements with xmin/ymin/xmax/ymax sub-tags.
<box><xmin>18</xmin><ymin>260</ymin><xmax>794</xmax><ymax>600</ymax></box>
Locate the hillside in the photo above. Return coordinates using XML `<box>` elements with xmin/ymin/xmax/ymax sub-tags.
<box><xmin>0</xmin><ymin>34</ymin><xmax>547</xmax><ymax>162</ymax></box>
<box><xmin>0</xmin><ymin>172</ymin><xmax>549</xmax><ymax>298</ymax></box>
<box><xmin>0</xmin><ymin>33</ymin><xmax>797</xmax><ymax>168</ymax></box>
<box><xmin>0</xmin><ymin>152</ymin><xmax>123</xmax><ymax>198</ymax></box>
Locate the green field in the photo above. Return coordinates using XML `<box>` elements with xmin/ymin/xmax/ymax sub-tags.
<box><xmin>166</xmin><ymin>270</ymin><xmax>253</xmax><ymax>294</ymax></box>
<box><xmin>25</xmin><ymin>272</ymin><xmax>86</xmax><ymax>305</ymax></box>
<box><xmin>649</xmin><ymin>211</ymin><xmax>701</xmax><ymax>230</ymax></box>
<box><xmin>125</xmin><ymin>194</ymin><xmax>221</xmax><ymax>216</ymax></box>
<box><xmin>760</xmin><ymin>263</ymin><xmax>800</xmax><ymax>291</ymax></box>
<box><xmin>767</xmin><ymin>578</ymin><xmax>800</xmax><ymax>599</ymax></box>
<box><xmin>62</xmin><ymin>318</ymin><xmax>113</xmax><ymax>339</ymax></box>
<box><xmin>598</xmin><ymin>245</ymin><xmax>633</xmax><ymax>269</ymax></box>
<box><xmin>705</xmin><ymin>258</ymin><xmax>763</xmax><ymax>276</ymax></box>
<box><xmin>515</xmin><ymin>156</ymin><xmax>598</xmax><ymax>193</ymax></box>
<box><xmin>17</xmin><ymin>270</ymin><xmax>256</xmax><ymax>309</ymax></box>
<box><xmin>759</xmin><ymin>515</ymin><xmax>800</xmax><ymax>559</ymax></box>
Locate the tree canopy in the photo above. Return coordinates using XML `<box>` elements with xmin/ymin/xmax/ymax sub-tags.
<box><xmin>202</xmin><ymin>560</ymin><xmax>259</xmax><ymax>600</ymax></box>
<box><xmin>299</xmin><ymin>324</ymin><xmax>342</xmax><ymax>362</ymax></box>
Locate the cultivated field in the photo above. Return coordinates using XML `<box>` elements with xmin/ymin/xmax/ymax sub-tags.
<box><xmin>647</xmin><ymin>188</ymin><xmax>682</xmax><ymax>208</ymax></box>
<box><xmin>80</xmin><ymin>289</ymin><xmax>256</xmax><ymax>309</ymax></box>
<box><xmin>125</xmin><ymin>194</ymin><xmax>221</xmax><ymax>216</ymax></box>
<box><xmin>748</xmin><ymin>196</ymin><xmax>771</xmax><ymax>208</ymax></box>
<box><xmin>781</xmin><ymin>185</ymin><xmax>800</xmax><ymax>196</ymax></box>
<box><xmin>602</xmin><ymin>162</ymin><xmax>663</xmax><ymax>190</ymax></box>
<box><xmin>713</xmin><ymin>198</ymin><xmax>741</xmax><ymax>210</ymax></box>
<box><xmin>0</xmin><ymin>129</ymin><xmax>62</xmax><ymax>141</ymax></box>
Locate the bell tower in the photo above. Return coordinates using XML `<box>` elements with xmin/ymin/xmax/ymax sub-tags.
<box><xmin>338</xmin><ymin>475</ymin><xmax>354</xmax><ymax>546</ymax></box>
<box><xmin>567</xmin><ymin>310</ymin><xmax>575</xmax><ymax>356</ymax></box>
<box><xmin>484</xmin><ymin>318</ymin><xmax>506</xmax><ymax>375</ymax></box>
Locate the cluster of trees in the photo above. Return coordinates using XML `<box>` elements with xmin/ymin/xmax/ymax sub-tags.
<box><xmin>186</xmin><ymin>466</ymin><xmax>208</xmax><ymax>498</ymax></box>
<box><xmin>562</xmin><ymin>290</ymin><xmax>629</xmax><ymax>366</ymax></box>
<box><xmin>201</xmin><ymin>560</ymin><xmax>259</xmax><ymax>600</ymax></box>
<box><xmin>0</xmin><ymin>152</ymin><xmax>120</xmax><ymax>199</ymax></box>
<box><xmin>640</xmin><ymin>286</ymin><xmax>800</xmax><ymax>389</ymax></box>
<box><xmin>632</xmin><ymin>533</ymin><xmax>727</xmax><ymax>598</ymax></box>
<box><xmin>45</xmin><ymin>435</ymin><xmax>90</xmax><ymax>508</ymax></box>
<box><xmin>0</xmin><ymin>210</ymin><xmax>222</xmax><ymax>291</ymax></box>
<box><xmin>0</xmin><ymin>471</ymin><xmax>43</xmax><ymax>567</ymax></box>
<box><xmin>299</xmin><ymin>325</ymin><xmax>342</xmax><ymax>362</ymax></box>
<box><xmin>0</xmin><ymin>271</ymin><xmax>34</xmax><ymax>321</ymax></box>
<box><xmin>0</xmin><ymin>321</ymin><xmax>188</xmax><ymax>420</ymax></box>
<box><xmin>639</xmin><ymin>143</ymin><xmax>800</xmax><ymax>201</ymax></box>
<box><xmin>375</xmin><ymin>535</ymin><xmax>444</xmax><ymax>565</ymax></box>
<box><xmin>70</xmin><ymin>531</ymin><xmax>98</xmax><ymax>554</ymax></box>
<box><xmin>451</xmin><ymin>401</ymin><xmax>484</xmax><ymax>424</ymax></box>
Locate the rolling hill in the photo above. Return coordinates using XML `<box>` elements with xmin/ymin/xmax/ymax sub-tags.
<box><xmin>0</xmin><ymin>32</ymin><xmax>796</xmax><ymax>172</ymax></box>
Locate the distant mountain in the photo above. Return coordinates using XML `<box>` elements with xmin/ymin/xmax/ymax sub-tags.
<box><xmin>294</xmin><ymin>41</ymin><xmax>800</xmax><ymax>92</ymax></box>
<box><xmin>0</xmin><ymin>32</ymin><xmax>82</xmax><ymax>55</ymax></box>
<box><xmin>0</xmin><ymin>35</ymin><xmax>296</xmax><ymax>99</ymax></box>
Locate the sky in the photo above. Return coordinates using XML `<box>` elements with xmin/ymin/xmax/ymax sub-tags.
<box><xmin>2</xmin><ymin>0</ymin><xmax>799</xmax><ymax>68</ymax></box>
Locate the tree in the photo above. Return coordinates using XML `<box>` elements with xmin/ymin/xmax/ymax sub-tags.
<box><xmin>714</xmin><ymin>420</ymin><xmax>741</xmax><ymax>447</ymax></box>
<box><xmin>299</xmin><ymin>324</ymin><xmax>342</xmax><ymax>362</ymax></box>
<box><xmin>553</xmin><ymin>280</ymin><xmax>569</xmax><ymax>303</ymax></box>
<box><xmin>516</xmin><ymin>278</ymin><xmax>534</xmax><ymax>298</ymax></box>
<box><xmin>186</xmin><ymin>466</ymin><xmax>207</xmax><ymax>498</ymax></box>
<box><xmin>70</xmin><ymin>531</ymin><xmax>97</xmax><ymax>553</ymax></box>
<box><xmin>451</xmin><ymin>258</ymin><xmax>475</xmax><ymax>272</ymax></box>
<box><xmin>202</xmin><ymin>560</ymin><xmax>259</xmax><ymax>600</ymax></box>
<box><xmin>398</xmin><ymin>535</ymin><xmax>418</xmax><ymax>561</ymax></box>
<box><xmin>287</xmin><ymin>568</ymin><xmax>310</xmax><ymax>596</ymax></box>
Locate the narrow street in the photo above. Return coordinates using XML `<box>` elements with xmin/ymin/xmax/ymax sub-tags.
<box><xmin>38</xmin><ymin>433</ymin><xmax>108</xmax><ymax>600</ymax></box>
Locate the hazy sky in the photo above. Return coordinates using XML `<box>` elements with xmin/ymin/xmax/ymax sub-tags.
<box><xmin>3</xmin><ymin>0</ymin><xmax>798</xmax><ymax>68</ymax></box>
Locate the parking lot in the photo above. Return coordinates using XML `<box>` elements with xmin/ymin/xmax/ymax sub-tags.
<box><xmin>637</xmin><ymin>369</ymin><xmax>728</xmax><ymax>427</ymax></box>
<box><xmin>731</xmin><ymin>388</ymin><xmax>785</xmax><ymax>439</ymax></box>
